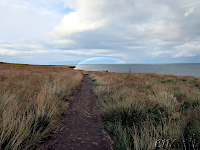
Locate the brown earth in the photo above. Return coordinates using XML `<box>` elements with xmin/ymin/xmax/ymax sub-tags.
<box><xmin>39</xmin><ymin>75</ymin><xmax>113</xmax><ymax>150</ymax></box>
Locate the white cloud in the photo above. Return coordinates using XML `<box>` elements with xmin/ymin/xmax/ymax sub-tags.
<box><xmin>1</xmin><ymin>0</ymin><xmax>200</xmax><ymax>64</ymax></box>
<box><xmin>48</xmin><ymin>0</ymin><xmax>184</xmax><ymax>50</ymax></box>
<box><xmin>184</xmin><ymin>7</ymin><xmax>196</xmax><ymax>17</ymax></box>
<box><xmin>182</xmin><ymin>1</ymin><xmax>200</xmax><ymax>8</ymax></box>
<box><xmin>44</xmin><ymin>0</ymin><xmax>186</xmax><ymax>63</ymax></box>
<box><xmin>0</xmin><ymin>40</ymin><xmax>118</xmax><ymax>64</ymax></box>
<box><xmin>0</xmin><ymin>49</ymin><xmax>20</xmax><ymax>55</ymax></box>
<box><xmin>49</xmin><ymin>12</ymin><xmax>105</xmax><ymax>37</ymax></box>
<box><xmin>173</xmin><ymin>42</ymin><xmax>200</xmax><ymax>58</ymax></box>
<box><xmin>182</xmin><ymin>1</ymin><xmax>200</xmax><ymax>17</ymax></box>
<box><xmin>0</xmin><ymin>0</ymin><xmax>67</xmax><ymax>41</ymax></box>
<box><xmin>149</xmin><ymin>41</ymin><xmax>200</xmax><ymax>59</ymax></box>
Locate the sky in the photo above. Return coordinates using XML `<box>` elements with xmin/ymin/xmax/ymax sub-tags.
<box><xmin>78</xmin><ymin>57</ymin><xmax>125</xmax><ymax>65</ymax></box>
<box><xmin>0</xmin><ymin>0</ymin><xmax>200</xmax><ymax>65</ymax></box>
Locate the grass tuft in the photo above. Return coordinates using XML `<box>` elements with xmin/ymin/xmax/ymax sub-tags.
<box><xmin>0</xmin><ymin>63</ymin><xmax>82</xmax><ymax>149</ymax></box>
<box><xmin>86</xmin><ymin>71</ymin><xmax>200</xmax><ymax>149</ymax></box>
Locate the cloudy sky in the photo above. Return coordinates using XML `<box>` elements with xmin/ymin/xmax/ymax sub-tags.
<box><xmin>0</xmin><ymin>0</ymin><xmax>200</xmax><ymax>65</ymax></box>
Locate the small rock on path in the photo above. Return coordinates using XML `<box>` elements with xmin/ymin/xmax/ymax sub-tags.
<box><xmin>39</xmin><ymin>75</ymin><xmax>113</xmax><ymax>150</ymax></box>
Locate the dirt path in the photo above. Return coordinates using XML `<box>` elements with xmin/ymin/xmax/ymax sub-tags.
<box><xmin>39</xmin><ymin>75</ymin><xmax>113</xmax><ymax>150</ymax></box>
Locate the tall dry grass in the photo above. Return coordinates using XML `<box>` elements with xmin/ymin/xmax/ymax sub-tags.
<box><xmin>0</xmin><ymin>63</ymin><xmax>82</xmax><ymax>149</ymax></box>
<box><xmin>85</xmin><ymin>71</ymin><xmax>200</xmax><ymax>150</ymax></box>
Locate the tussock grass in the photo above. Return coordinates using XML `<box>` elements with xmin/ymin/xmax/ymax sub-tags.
<box><xmin>86</xmin><ymin>71</ymin><xmax>200</xmax><ymax>149</ymax></box>
<box><xmin>0</xmin><ymin>63</ymin><xmax>82</xmax><ymax>149</ymax></box>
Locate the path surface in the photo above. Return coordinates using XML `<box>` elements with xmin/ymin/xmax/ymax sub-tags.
<box><xmin>39</xmin><ymin>75</ymin><xmax>113</xmax><ymax>150</ymax></box>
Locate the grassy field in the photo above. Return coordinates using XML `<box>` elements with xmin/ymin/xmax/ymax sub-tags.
<box><xmin>0</xmin><ymin>62</ymin><xmax>82</xmax><ymax>149</ymax></box>
<box><xmin>85</xmin><ymin>71</ymin><xmax>200</xmax><ymax>150</ymax></box>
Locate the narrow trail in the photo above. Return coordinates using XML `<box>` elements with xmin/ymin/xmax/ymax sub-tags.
<box><xmin>39</xmin><ymin>75</ymin><xmax>113</xmax><ymax>150</ymax></box>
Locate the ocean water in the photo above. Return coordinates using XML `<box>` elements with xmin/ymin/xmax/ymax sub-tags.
<box><xmin>75</xmin><ymin>63</ymin><xmax>200</xmax><ymax>77</ymax></box>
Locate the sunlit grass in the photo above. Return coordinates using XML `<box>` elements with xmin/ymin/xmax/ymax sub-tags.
<box><xmin>85</xmin><ymin>71</ymin><xmax>200</xmax><ymax>149</ymax></box>
<box><xmin>0</xmin><ymin>63</ymin><xmax>82</xmax><ymax>149</ymax></box>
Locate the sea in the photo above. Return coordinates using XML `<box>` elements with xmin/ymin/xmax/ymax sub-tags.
<box><xmin>75</xmin><ymin>63</ymin><xmax>200</xmax><ymax>77</ymax></box>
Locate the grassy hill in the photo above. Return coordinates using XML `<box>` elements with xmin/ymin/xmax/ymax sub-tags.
<box><xmin>0</xmin><ymin>62</ymin><xmax>82</xmax><ymax>149</ymax></box>
<box><xmin>1</xmin><ymin>62</ymin><xmax>199</xmax><ymax>149</ymax></box>
<box><xmin>86</xmin><ymin>71</ymin><xmax>200</xmax><ymax>149</ymax></box>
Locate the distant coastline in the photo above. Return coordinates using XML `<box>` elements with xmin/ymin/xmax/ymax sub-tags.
<box><xmin>75</xmin><ymin>63</ymin><xmax>200</xmax><ymax>77</ymax></box>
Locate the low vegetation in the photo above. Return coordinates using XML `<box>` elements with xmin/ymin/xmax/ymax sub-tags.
<box><xmin>85</xmin><ymin>71</ymin><xmax>200</xmax><ymax>150</ymax></box>
<box><xmin>0</xmin><ymin>62</ymin><xmax>82</xmax><ymax>149</ymax></box>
